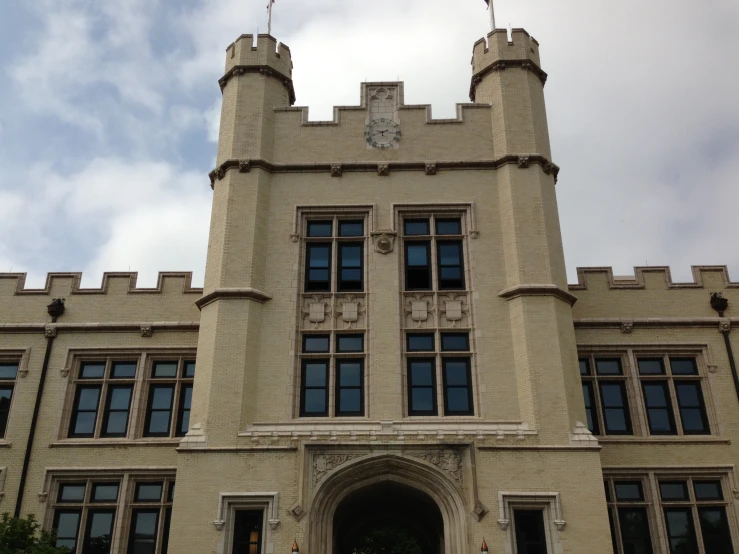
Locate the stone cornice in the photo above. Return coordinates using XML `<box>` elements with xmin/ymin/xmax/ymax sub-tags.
<box><xmin>498</xmin><ymin>284</ymin><xmax>578</xmax><ymax>306</ymax></box>
<box><xmin>195</xmin><ymin>287</ymin><xmax>273</xmax><ymax>310</ymax></box>
<box><xmin>0</xmin><ymin>322</ymin><xmax>199</xmax><ymax>334</ymax></box>
<box><xmin>573</xmin><ymin>317</ymin><xmax>739</xmax><ymax>329</ymax></box>
<box><xmin>208</xmin><ymin>155</ymin><xmax>560</xmax><ymax>188</ymax></box>
<box><xmin>469</xmin><ymin>59</ymin><xmax>548</xmax><ymax>102</ymax></box>
<box><xmin>218</xmin><ymin>64</ymin><xmax>296</xmax><ymax>105</ymax></box>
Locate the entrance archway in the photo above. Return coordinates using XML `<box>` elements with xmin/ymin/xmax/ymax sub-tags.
<box><xmin>333</xmin><ymin>481</ymin><xmax>444</xmax><ymax>554</ymax></box>
<box><xmin>308</xmin><ymin>454</ymin><xmax>470</xmax><ymax>554</ymax></box>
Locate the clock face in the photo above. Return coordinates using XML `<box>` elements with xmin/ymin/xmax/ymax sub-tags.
<box><xmin>365</xmin><ymin>118</ymin><xmax>401</xmax><ymax>149</ymax></box>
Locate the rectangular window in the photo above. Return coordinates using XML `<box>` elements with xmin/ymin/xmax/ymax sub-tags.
<box><xmin>605</xmin><ymin>479</ymin><xmax>654</xmax><ymax>554</ymax></box>
<box><xmin>402</xmin><ymin>216</ymin><xmax>467</xmax><ymax>292</ymax></box>
<box><xmin>579</xmin><ymin>356</ymin><xmax>632</xmax><ymax>435</ymax></box>
<box><xmin>68</xmin><ymin>360</ymin><xmax>138</xmax><ymax>439</ymax></box>
<box><xmin>638</xmin><ymin>356</ymin><xmax>710</xmax><ymax>435</ymax></box>
<box><xmin>299</xmin><ymin>332</ymin><xmax>365</xmax><ymax>418</ymax></box>
<box><xmin>442</xmin><ymin>358</ymin><xmax>472</xmax><ymax>416</ymax></box>
<box><xmin>232</xmin><ymin>510</ymin><xmax>263</xmax><ymax>554</ymax></box>
<box><xmin>144</xmin><ymin>358</ymin><xmax>196</xmax><ymax>438</ymax></box>
<box><xmin>303</xmin><ymin>216</ymin><xmax>366</xmax><ymax>293</ymax></box>
<box><xmin>513</xmin><ymin>510</ymin><xmax>549</xmax><ymax>554</ymax></box>
<box><xmin>0</xmin><ymin>362</ymin><xmax>19</xmax><ymax>438</ymax></box>
<box><xmin>127</xmin><ymin>479</ymin><xmax>175</xmax><ymax>554</ymax></box>
<box><xmin>52</xmin><ymin>479</ymin><xmax>119</xmax><ymax>554</ymax></box>
<box><xmin>407</xmin><ymin>359</ymin><xmax>437</xmax><ymax>416</ymax></box>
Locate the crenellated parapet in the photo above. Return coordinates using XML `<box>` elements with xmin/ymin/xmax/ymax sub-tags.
<box><xmin>0</xmin><ymin>272</ymin><xmax>203</xmax><ymax>296</ymax></box>
<box><xmin>570</xmin><ymin>266</ymin><xmax>739</xmax><ymax>291</ymax></box>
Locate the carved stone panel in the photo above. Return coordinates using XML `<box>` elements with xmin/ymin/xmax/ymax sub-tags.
<box><xmin>313</xmin><ymin>453</ymin><xmax>363</xmax><ymax>487</ymax></box>
<box><xmin>439</xmin><ymin>294</ymin><xmax>470</xmax><ymax>328</ymax></box>
<box><xmin>302</xmin><ymin>295</ymin><xmax>332</xmax><ymax>330</ymax></box>
<box><xmin>407</xmin><ymin>449</ymin><xmax>463</xmax><ymax>487</ymax></box>
<box><xmin>404</xmin><ymin>294</ymin><xmax>435</xmax><ymax>329</ymax></box>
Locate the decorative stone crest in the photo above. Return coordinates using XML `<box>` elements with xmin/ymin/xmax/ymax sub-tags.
<box><xmin>708</xmin><ymin>364</ymin><xmax>718</xmax><ymax>374</ymax></box>
<box><xmin>411</xmin><ymin>301</ymin><xmax>429</xmax><ymax>323</ymax></box>
<box><xmin>372</xmin><ymin>231</ymin><xmax>396</xmax><ymax>254</ymax></box>
<box><xmin>620</xmin><ymin>321</ymin><xmax>634</xmax><ymax>334</ymax></box>
<box><xmin>38</xmin><ymin>492</ymin><xmax>48</xmax><ymax>503</ymax></box>
<box><xmin>377</xmin><ymin>164</ymin><xmax>390</xmax><ymax>177</ymax></box>
<box><xmin>517</xmin><ymin>156</ymin><xmax>530</xmax><ymax>168</ymax></box>
<box><xmin>408</xmin><ymin>450</ymin><xmax>463</xmax><ymax>487</ymax></box>
<box><xmin>140</xmin><ymin>324</ymin><xmax>153</xmax><ymax>338</ymax></box>
<box><xmin>330</xmin><ymin>164</ymin><xmax>342</xmax><ymax>177</ymax></box>
<box><xmin>313</xmin><ymin>453</ymin><xmax>362</xmax><ymax>485</ymax></box>
<box><xmin>44</xmin><ymin>326</ymin><xmax>57</xmax><ymax>339</ymax></box>
<box><xmin>424</xmin><ymin>163</ymin><xmax>437</xmax><ymax>176</ymax></box>
<box><xmin>290</xmin><ymin>233</ymin><xmax>300</xmax><ymax>243</ymax></box>
<box><xmin>239</xmin><ymin>160</ymin><xmax>251</xmax><ymax>173</ymax></box>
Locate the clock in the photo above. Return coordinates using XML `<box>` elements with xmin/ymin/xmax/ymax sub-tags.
<box><xmin>365</xmin><ymin>118</ymin><xmax>401</xmax><ymax>149</ymax></box>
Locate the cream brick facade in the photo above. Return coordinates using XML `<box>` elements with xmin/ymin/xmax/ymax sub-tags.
<box><xmin>0</xmin><ymin>29</ymin><xmax>737</xmax><ymax>554</ymax></box>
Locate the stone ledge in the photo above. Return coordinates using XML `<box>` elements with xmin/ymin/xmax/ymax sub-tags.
<box><xmin>498</xmin><ymin>284</ymin><xmax>578</xmax><ymax>306</ymax></box>
<box><xmin>195</xmin><ymin>288</ymin><xmax>273</xmax><ymax>309</ymax></box>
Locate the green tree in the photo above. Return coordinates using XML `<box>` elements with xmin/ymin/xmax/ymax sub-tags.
<box><xmin>0</xmin><ymin>513</ymin><xmax>70</xmax><ymax>554</ymax></box>
<box><xmin>355</xmin><ymin>527</ymin><xmax>422</xmax><ymax>554</ymax></box>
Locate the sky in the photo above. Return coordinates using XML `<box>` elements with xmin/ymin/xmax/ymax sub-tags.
<box><xmin>1</xmin><ymin>0</ymin><xmax>738</xmax><ymax>288</ymax></box>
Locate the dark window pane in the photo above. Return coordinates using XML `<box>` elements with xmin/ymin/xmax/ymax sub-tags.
<box><xmin>698</xmin><ymin>507</ymin><xmax>734</xmax><ymax>554</ymax></box>
<box><xmin>444</xmin><ymin>361</ymin><xmax>469</xmax><ymax>385</ymax></box>
<box><xmin>338</xmin><ymin>389</ymin><xmax>361</xmax><ymax>414</ymax></box>
<box><xmin>151</xmin><ymin>387</ymin><xmax>174</xmax><ymax>409</ymax></box>
<box><xmin>152</xmin><ymin>362</ymin><xmax>178</xmax><ymax>378</ymax></box>
<box><xmin>135</xmin><ymin>482</ymin><xmax>163</xmax><ymax>502</ymax></box>
<box><xmin>161</xmin><ymin>507</ymin><xmax>172</xmax><ymax>554</ymax></box>
<box><xmin>405</xmin><ymin>242</ymin><xmax>431</xmax><ymax>290</ymax></box>
<box><xmin>615</xmin><ymin>482</ymin><xmax>644</xmax><ymax>501</ymax></box>
<box><xmin>339</xmin><ymin>220</ymin><xmax>363</xmax><ymax>237</ymax></box>
<box><xmin>406</xmin><ymin>244</ymin><xmax>429</xmax><ymax>265</ymax></box>
<box><xmin>233</xmin><ymin>510</ymin><xmax>263</xmax><ymax>554</ymax></box>
<box><xmin>167</xmin><ymin>483</ymin><xmax>175</xmax><ymax>503</ymax></box>
<box><xmin>83</xmin><ymin>510</ymin><xmax>115</xmax><ymax>554</ymax></box>
<box><xmin>642</xmin><ymin>382</ymin><xmax>676</xmax><ymax>435</ymax></box>
<box><xmin>183</xmin><ymin>361</ymin><xmax>196</xmax><ymax>378</ymax></box>
<box><xmin>435</xmin><ymin>218</ymin><xmax>461</xmax><ymax>235</ymax></box>
<box><xmin>694</xmin><ymin>481</ymin><xmax>723</xmax><ymax>501</ymax></box>
<box><xmin>80</xmin><ymin>363</ymin><xmax>105</xmax><ymax>379</ymax></box>
<box><xmin>599</xmin><ymin>383</ymin><xmax>632</xmax><ymax>434</ymax></box>
<box><xmin>58</xmin><ymin>484</ymin><xmax>86</xmax><ymax>502</ymax></box>
<box><xmin>0</xmin><ymin>364</ymin><xmax>19</xmax><ymax>379</ymax></box>
<box><xmin>177</xmin><ymin>385</ymin><xmax>192</xmax><ymax>437</ymax></box>
<box><xmin>305</xmin><ymin>244</ymin><xmax>331</xmax><ymax>292</ymax></box>
<box><xmin>338</xmin><ymin>243</ymin><xmax>363</xmax><ymax>291</ymax></box>
<box><xmin>0</xmin><ymin>386</ymin><xmax>14</xmax><ymax>437</ymax></box>
<box><xmin>92</xmin><ymin>483</ymin><xmax>119</xmax><ymax>502</ymax></box>
<box><xmin>302</xmin><ymin>361</ymin><xmax>328</xmax><ymax>416</ymax></box>
<box><xmin>443</xmin><ymin>359</ymin><xmax>472</xmax><ymax>415</ymax></box>
<box><xmin>664</xmin><ymin>508</ymin><xmax>699</xmax><ymax>554</ymax></box>
<box><xmin>670</xmin><ymin>358</ymin><xmax>698</xmax><ymax>375</ymax></box>
<box><xmin>338</xmin><ymin>363</ymin><xmax>361</xmax><ymax>386</ymax></box>
<box><xmin>579</xmin><ymin>358</ymin><xmax>591</xmax><ymax>376</ymax></box>
<box><xmin>111</xmin><ymin>362</ymin><xmax>137</xmax><ymax>378</ymax></box>
<box><xmin>303</xmin><ymin>390</ymin><xmax>326</xmax><ymax>414</ymax></box>
<box><xmin>445</xmin><ymin>388</ymin><xmax>470</xmax><ymax>413</ymax></box>
<box><xmin>103</xmin><ymin>385</ymin><xmax>132</xmax><ymax>437</ymax></box>
<box><xmin>608</xmin><ymin>509</ymin><xmax>619</xmax><ymax>554</ymax></box>
<box><xmin>408</xmin><ymin>358</ymin><xmax>436</xmax><ymax>415</ymax></box>
<box><xmin>441</xmin><ymin>333</ymin><xmax>469</xmax><ymax>351</ymax></box>
<box><xmin>410</xmin><ymin>361</ymin><xmax>434</xmax><ymax>386</ymax></box>
<box><xmin>595</xmin><ymin>358</ymin><xmax>623</xmax><ymax>375</ymax></box>
<box><xmin>514</xmin><ymin>510</ymin><xmax>548</xmax><ymax>554</ymax></box>
<box><xmin>145</xmin><ymin>385</ymin><xmax>174</xmax><ymax>436</ymax></box>
<box><xmin>660</xmin><ymin>481</ymin><xmax>689</xmax><ymax>501</ymax></box>
<box><xmin>407</xmin><ymin>334</ymin><xmax>434</xmax><ymax>352</ymax></box>
<box><xmin>53</xmin><ymin>510</ymin><xmax>81</xmax><ymax>550</ymax></box>
<box><xmin>638</xmin><ymin>358</ymin><xmax>665</xmax><ymax>375</ymax></box>
<box><xmin>337</xmin><ymin>335</ymin><xmax>363</xmax><ymax>353</ymax></box>
<box><xmin>582</xmin><ymin>383</ymin><xmax>600</xmax><ymax>435</ymax></box>
<box><xmin>437</xmin><ymin>241</ymin><xmax>464</xmax><ymax>289</ymax></box>
<box><xmin>404</xmin><ymin>219</ymin><xmax>429</xmax><ymax>236</ymax></box>
<box><xmin>307</xmin><ymin>220</ymin><xmax>332</xmax><ymax>237</ymax></box>
<box><xmin>675</xmin><ymin>383</ymin><xmax>709</xmax><ymax>434</ymax></box>
<box><xmin>618</xmin><ymin>507</ymin><xmax>654</xmax><ymax>554</ymax></box>
<box><xmin>304</xmin><ymin>363</ymin><xmax>327</xmax><ymax>386</ymax></box>
<box><xmin>303</xmin><ymin>335</ymin><xmax>330</xmax><ymax>353</ymax></box>
<box><xmin>71</xmin><ymin>387</ymin><xmax>101</xmax><ymax>437</ymax></box>
<box><xmin>129</xmin><ymin>510</ymin><xmax>159</xmax><ymax>554</ymax></box>
<box><xmin>604</xmin><ymin>481</ymin><xmax>612</xmax><ymax>502</ymax></box>
<box><xmin>410</xmin><ymin>389</ymin><xmax>434</xmax><ymax>413</ymax></box>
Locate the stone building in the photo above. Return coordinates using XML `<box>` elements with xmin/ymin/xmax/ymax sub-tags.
<box><xmin>1</xmin><ymin>27</ymin><xmax>738</xmax><ymax>554</ymax></box>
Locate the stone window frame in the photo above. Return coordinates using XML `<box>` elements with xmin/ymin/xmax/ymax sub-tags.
<box><xmin>497</xmin><ymin>491</ymin><xmax>565</xmax><ymax>554</ymax></box>
<box><xmin>40</xmin><ymin>467</ymin><xmax>176</xmax><ymax>554</ymax></box>
<box><xmin>57</xmin><ymin>348</ymin><xmax>196</xmax><ymax>444</ymax></box>
<box><xmin>214</xmin><ymin>492</ymin><xmax>280</xmax><ymax>554</ymax></box>
<box><xmin>603</xmin><ymin>467</ymin><xmax>739</xmax><ymax>554</ymax></box>
<box><xmin>578</xmin><ymin>345</ymin><xmax>720</xmax><ymax>440</ymax></box>
<box><xmin>0</xmin><ymin>350</ymin><xmax>26</xmax><ymax>441</ymax></box>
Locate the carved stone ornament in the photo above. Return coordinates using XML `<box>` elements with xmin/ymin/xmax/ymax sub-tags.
<box><xmin>473</xmin><ymin>501</ymin><xmax>489</xmax><ymax>521</ymax></box>
<box><xmin>408</xmin><ymin>450</ymin><xmax>463</xmax><ymax>486</ymax></box>
<box><xmin>216</xmin><ymin>167</ymin><xmax>226</xmax><ymax>180</ymax></box>
<box><xmin>213</xmin><ymin>520</ymin><xmax>225</xmax><ymax>531</ymax></box>
<box><xmin>372</xmin><ymin>232</ymin><xmax>396</xmax><ymax>254</ymax></box>
<box><xmin>425</xmin><ymin>163</ymin><xmax>437</xmax><ymax>176</ymax></box>
<box><xmin>554</xmin><ymin>520</ymin><xmax>566</xmax><ymax>531</ymax></box>
<box><xmin>444</xmin><ymin>300</ymin><xmax>463</xmax><ymax>322</ymax></box>
<box><xmin>290</xmin><ymin>233</ymin><xmax>300</xmax><ymax>243</ymax></box>
<box><xmin>44</xmin><ymin>326</ymin><xmax>57</xmax><ymax>339</ymax></box>
<box><xmin>543</xmin><ymin>162</ymin><xmax>556</xmax><ymax>175</ymax></box>
<box><xmin>239</xmin><ymin>160</ymin><xmax>251</xmax><ymax>173</ymax></box>
<box><xmin>289</xmin><ymin>503</ymin><xmax>305</xmax><ymax>520</ymax></box>
<box><xmin>521</xmin><ymin>61</ymin><xmax>532</xmax><ymax>72</ymax></box>
<box><xmin>411</xmin><ymin>300</ymin><xmax>429</xmax><ymax>322</ymax></box>
<box><xmin>620</xmin><ymin>321</ymin><xmax>634</xmax><ymax>334</ymax></box>
<box><xmin>720</xmin><ymin>320</ymin><xmax>731</xmax><ymax>333</ymax></box>
<box><xmin>38</xmin><ymin>492</ymin><xmax>48</xmax><ymax>503</ymax></box>
<box><xmin>18</xmin><ymin>367</ymin><xmax>29</xmax><ymax>378</ymax></box>
<box><xmin>517</xmin><ymin>155</ymin><xmax>530</xmax><ymax>168</ymax></box>
<box><xmin>309</xmin><ymin>302</ymin><xmax>327</xmax><ymax>323</ymax></box>
<box><xmin>140</xmin><ymin>325</ymin><xmax>153</xmax><ymax>338</ymax></box>
<box><xmin>60</xmin><ymin>367</ymin><xmax>70</xmax><ymax>378</ymax></box>
<box><xmin>340</xmin><ymin>301</ymin><xmax>358</xmax><ymax>323</ymax></box>
<box><xmin>708</xmin><ymin>364</ymin><xmax>718</xmax><ymax>374</ymax></box>
<box><xmin>495</xmin><ymin>61</ymin><xmax>507</xmax><ymax>71</ymax></box>
<box><xmin>377</xmin><ymin>164</ymin><xmax>390</xmax><ymax>177</ymax></box>
<box><xmin>313</xmin><ymin>453</ymin><xmax>363</xmax><ymax>485</ymax></box>
<box><xmin>268</xmin><ymin>519</ymin><xmax>281</xmax><ymax>530</ymax></box>
<box><xmin>497</xmin><ymin>519</ymin><xmax>510</xmax><ymax>530</ymax></box>
<box><xmin>330</xmin><ymin>164</ymin><xmax>343</xmax><ymax>177</ymax></box>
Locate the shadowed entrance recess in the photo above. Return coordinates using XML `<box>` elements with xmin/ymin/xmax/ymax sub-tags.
<box><xmin>333</xmin><ymin>481</ymin><xmax>444</xmax><ymax>554</ymax></box>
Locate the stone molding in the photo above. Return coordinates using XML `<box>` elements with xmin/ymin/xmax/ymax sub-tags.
<box><xmin>208</xmin><ymin>155</ymin><xmax>561</xmax><ymax>188</ymax></box>
<box><xmin>0</xmin><ymin>322</ymin><xmax>199</xmax><ymax>334</ymax></box>
<box><xmin>574</xmin><ymin>317</ymin><xmax>739</xmax><ymax>330</ymax></box>
<box><xmin>218</xmin><ymin>64</ymin><xmax>296</xmax><ymax>105</ymax></box>
<box><xmin>497</xmin><ymin>491</ymin><xmax>565</xmax><ymax>532</ymax></box>
<box><xmin>469</xmin><ymin>58</ymin><xmax>548</xmax><ymax>101</ymax></box>
<box><xmin>497</xmin><ymin>284</ymin><xmax>578</xmax><ymax>306</ymax></box>
<box><xmin>195</xmin><ymin>288</ymin><xmax>273</xmax><ymax>310</ymax></box>
<box><xmin>570</xmin><ymin>265</ymin><xmax>739</xmax><ymax>291</ymax></box>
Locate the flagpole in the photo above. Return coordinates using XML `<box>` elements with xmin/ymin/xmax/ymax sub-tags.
<box><xmin>488</xmin><ymin>0</ymin><xmax>496</xmax><ymax>31</ymax></box>
<box><xmin>267</xmin><ymin>0</ymin><xmax>273</xmax><ymax>35</ymax></box>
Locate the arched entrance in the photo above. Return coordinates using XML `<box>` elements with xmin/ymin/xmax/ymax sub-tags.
<box><xmin>308</xmin><ymin>454</ymin><xmax>470</xmax><ymax>554</ymax></box>
<box><xmin>333</xmin><ymin>481</ymin><xmax>444</xmax><ymax>554</ymax></box>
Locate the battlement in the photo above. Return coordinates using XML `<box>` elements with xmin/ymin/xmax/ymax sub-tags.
<box><xmin>471</xmin><ymin>28</ymin><xmax>542</xmax><ymax>74</ymax></box>
<box><xmin>224</xmin><ymin>34</ymin><xmax>292</xmax><ymax>78</ymax></box>
<box><xmin>0</xmin><ymin>272</ymin><xmax>203</xmax><ymax>297</ymax></box>
<box><xmin>569</xmin><ymin>266</ymin><xmax>739</xmax><ymax>292</ymax></box>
